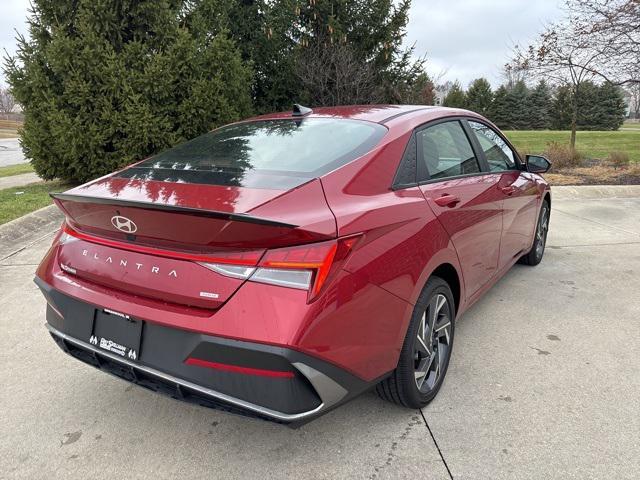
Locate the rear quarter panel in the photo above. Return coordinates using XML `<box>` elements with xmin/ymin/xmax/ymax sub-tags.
<box><xmin>319</xmin><ymin>129</ymin><xmax>465</xmax><ymax>375</ymax></box>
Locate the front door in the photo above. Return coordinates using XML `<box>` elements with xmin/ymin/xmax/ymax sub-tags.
<box><xmin>416</xmin><ymin>120</ymin><xmax>504</xmax><ymax>297</ymax></box>
<box><xmin>467</xmin><ymin>121</ymin><xmax>539</xmax><ymax>269</ymax></box>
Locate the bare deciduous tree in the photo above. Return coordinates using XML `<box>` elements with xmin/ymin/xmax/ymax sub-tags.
<box><xmin>295</xmin><ymin>37</ymin><xmax>383</xmax><ymax>107</ymax></box>
<box><xmin>567</xmin><ymin>0</ymin><xmax>639</xmax><ymax>86</ymax></box>
<box><xmin>629</xmin><ymin>83</ymin><xmax>640</xmax><ymax>118</ymax></box>
<box><xmin>512</xmin><ymin>27</ymin><xmax>605</xmax><ymax>148</ymax></box>
<box><xmin>510</xmin><ymin>0</ymin><xmax>638</xmax><ymax>148</ymax></box>
<box><xmin>502</xmin><ymin>63</ymin><xmax>531</xmax><ymax>90</ymax></box>
<box><xmin>0</xmin><ymin>86</ymin><xmax>16</xmax><ymax>114</ymax></box>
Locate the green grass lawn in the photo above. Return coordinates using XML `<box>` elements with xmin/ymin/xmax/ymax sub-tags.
<box><xmin>0</xmin><ymin>163</ymin><xmax>35</xmax><ymax>178</ymax></box>
<box><xmin>621</xmin><ymin>121</ymin><xmax>640</xmax><ymax>130</ymax></box>
<box><xmin>0</xmin><ymin>181</ymin><xmax>71</xmax><ymax>225</ymax></box>
<box><xmin>504</xmin><ymin>129</ymin><xmax>640</xmax><ymax>163</ymax></box>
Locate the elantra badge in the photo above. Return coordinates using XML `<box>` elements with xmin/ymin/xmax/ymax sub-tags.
<box><xmin>111</xmin><ymin>215</ymin><xmax>137</xmax><ymax>233</ymax></box>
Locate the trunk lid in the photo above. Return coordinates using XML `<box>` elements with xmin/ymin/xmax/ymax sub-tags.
<box><xmin>53</xmin><ymin>177</ymin><xmax>336</xmax><ymax>309</ymax></box>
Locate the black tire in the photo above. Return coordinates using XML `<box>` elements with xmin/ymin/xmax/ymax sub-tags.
<box><xmin>376</xmin><ymin>276</ymin><xmax>455</xmax><ymax>408</ymax></box>
<box><xmin>519</xmin><ymin>200</ymin><xmax>550</xmax><ymax>266</ymax></box>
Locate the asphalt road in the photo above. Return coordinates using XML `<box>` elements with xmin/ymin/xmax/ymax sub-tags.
<box><xmin>0</xmin><ymin>138</ymin><xmax>26</xmax><ymax>167</ymax></box>
<box><xmin>1</xmin><ymin>187</ymin><xmax>639</xmax><ymax>479</ymax></box>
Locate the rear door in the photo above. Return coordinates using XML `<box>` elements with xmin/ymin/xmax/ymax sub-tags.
<box><xmin>417</xmin><ymin>119</ymin><xmax>504</xmax><ymax>296</ymax></box>
<box><xmin>467</xmin><ymin>120</ymin><xmax>539</xmax><ymax>269</ymax></box>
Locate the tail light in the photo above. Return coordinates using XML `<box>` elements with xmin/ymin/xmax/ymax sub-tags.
<box><xmin>200</xmin><ymin>236</ymin><xmax>360</xmax><ymax>301</ymax></box>
<box><xmin>59</xmin><ymin>223</ymin><xmax>359</xmax><ymax>302</ymax></box>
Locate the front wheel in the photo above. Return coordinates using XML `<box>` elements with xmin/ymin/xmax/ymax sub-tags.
<box><xmin>376</xmin><ymin>276</ymin><xmax>455</xmax><ymax>408</ymax></box>
<box><xmin>520</xmin><ymin>200</ymin><xmax>550</xmax><ymax>266</ymax></box>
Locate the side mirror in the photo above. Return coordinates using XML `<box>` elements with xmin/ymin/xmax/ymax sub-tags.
<box><xmin>526</xmin><ymin>155</ymin><xmax>552</xmax><ymax>174</ymax></box>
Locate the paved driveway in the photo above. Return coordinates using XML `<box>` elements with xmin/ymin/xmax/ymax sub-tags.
<box><xmin>1</xmin><ymin>187</ymin><xmax>639</xmax><ymax>479</ymax></box>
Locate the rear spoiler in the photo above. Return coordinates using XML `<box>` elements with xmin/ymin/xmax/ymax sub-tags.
<box><xmin>50</xmin><ymin>193</ymin><xmax>298</xmax><ymax>229</ymax></box>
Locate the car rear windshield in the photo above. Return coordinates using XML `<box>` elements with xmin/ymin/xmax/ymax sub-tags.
<box><xmin>117</xmin><ymin>118</ymin><xmax>386</xmax><ymax>189</ymax></box>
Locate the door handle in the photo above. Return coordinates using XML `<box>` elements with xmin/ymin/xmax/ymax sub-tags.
<box><xmin>500</xmin><ymin>185</ymin><xmax>516</xmax><ymax>196</ymax></box>
<box><xmin>434</xmin><ymin>194</ymin><xmax>461</xmax><ymax>208</ymax></box>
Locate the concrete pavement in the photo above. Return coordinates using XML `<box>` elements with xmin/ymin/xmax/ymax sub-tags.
<box><xmin>0</xmin><ymin>138</ymin><xmax>26</xmax><ymax>167</ymax></box>
<box><xmin>0</xmin><ymin>172</ymin><xmax>41</xmax><ymax>190</ymax></box>
<box><xmin>1</xmin><ymin>187</ymin><xmax>639</xmax><ymax>479</ymax></box>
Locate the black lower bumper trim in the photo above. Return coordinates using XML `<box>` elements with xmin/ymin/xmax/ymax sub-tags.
<box><xmin>37</xmin><ymin>276</ymin><xmax>383</xmax><ymax>425</ymax></box>
<box><xmin>48</xmin><ymin>324</ymin><xmax>325</xmax><ymax>424</ymax></box>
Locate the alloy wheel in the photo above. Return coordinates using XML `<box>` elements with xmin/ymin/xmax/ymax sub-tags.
<box><xmin>414</xmin><ymin>293</ymin><xmax>452</xmax><ymax>393</ymax></box>
<box><xmin>535</xmin><ymin>205</ymin><xmax>550</xmax><ymax>258</ymax></box>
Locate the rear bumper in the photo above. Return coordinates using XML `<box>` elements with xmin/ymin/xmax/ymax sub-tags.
<box><xmin>37</xmin><ymin>278</ymin><xmax>377</xmax><ymax>426</ymax></box>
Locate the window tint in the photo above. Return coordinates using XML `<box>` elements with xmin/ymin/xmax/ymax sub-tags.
<box><xmin>119</xmin><ymin>118</ymin><xmax>386</xmax><ymax>188</ymax></box>
<box><xmin>417</xmin><ymin>121</ymin><xmax>481</xmax><ymax>181</ymax></box>
<box><xmin>393</xmin><ymin>135</ymin><xmax>417</xmax><ymax>187</ymax></box>
<box><xmin>468</xmin><ymin>121</ymin><xmax>518</xmax><ymax>172</ymax></box>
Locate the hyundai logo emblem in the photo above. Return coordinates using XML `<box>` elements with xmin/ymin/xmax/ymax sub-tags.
<box><xmin>111</xmin><ymin>215</ymin><xmax>138</xmax><ymax>234</ymax></box>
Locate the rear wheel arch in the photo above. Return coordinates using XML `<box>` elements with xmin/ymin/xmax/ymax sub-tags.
<box><xmin>428</xmin><ymin>263</ymin><xmax>461</xmax><ymax>316</ymax></box>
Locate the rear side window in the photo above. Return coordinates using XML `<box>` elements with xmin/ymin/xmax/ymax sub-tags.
<box><xmin>118</xmin><ymin>118</ymin><xmax>386</xmax><ymax>188</ymax></box>
<box><xmin>417</xmin><ymin>121</ymin><xmax>481</xmax><ymax>181</ymax></box>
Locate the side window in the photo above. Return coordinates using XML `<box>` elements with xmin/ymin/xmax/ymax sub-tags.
<box><xmin>468</xmin><ymin>121</ymin><xmax>518</xmax><ymax>172</ymax></box>
<box><xmin>393</xmin><ymin>135</ymin><xmax>417</xmax><ymax>187</ymax></box>
<box><xmin>417</xmin><ymin>121</ymin><xmax>481</xmax><ymax>181</ymax></box>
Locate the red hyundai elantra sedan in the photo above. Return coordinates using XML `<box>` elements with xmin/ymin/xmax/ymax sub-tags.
<box><xmin>36</xmin><ymin>105</ymin><xmax>551</xmax><ymax>425</ymax></box>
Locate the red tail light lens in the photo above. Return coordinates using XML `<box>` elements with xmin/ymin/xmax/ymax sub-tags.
<box><xmin>202</xmin><ymin>236</ymin><xmax>360</xmax><ymax>301</ymax></box>
<box><xmin>256</xmin><ymin>236</ymin><xmax>360</xmax><ymax>300</ymax></box>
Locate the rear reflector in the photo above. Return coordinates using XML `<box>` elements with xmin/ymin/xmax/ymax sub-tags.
<box><xmin>185</xmin><ymin>357</ymin><xmax>295</xmax><ymax>378</ymax></box>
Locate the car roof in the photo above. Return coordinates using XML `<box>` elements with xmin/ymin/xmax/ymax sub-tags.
<box><xmin>249</xmin><ymin>105</ymin><xmax>480</xmax><ymax>125</ymax></box>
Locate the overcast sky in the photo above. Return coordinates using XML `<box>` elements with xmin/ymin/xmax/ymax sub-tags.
<box><xmin>0</xmin><ymin>0</ymin><xmax>565</xmax><ymax>88</ymax></box>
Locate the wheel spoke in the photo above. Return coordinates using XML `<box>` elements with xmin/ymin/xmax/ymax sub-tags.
<box><xmin>432</xmin><ymin>348</ymin><xmax>441</xmax><ymax>383</ymax></box>
<box><xmin>435</xmin><ymin>320</ymin><xmax>451</xmax><ymax>344</ymax></box>
<box><xmin>414</xmin><ymin>293</ymin><xmax>451</xmax><ymax>392</ymax></box>
<box><xmin>416</xmin><ymin>334</ymin><xmax>431</xmax><ymax>355</ymax></box>
<box><xmin>414</xmin><ymin>357</ymin><xmax>430</xmax><ymax>388</ymax></box>
<box><xmin>435</xmin><ymin>294</ymin><xmax>447</xmax><ymax>315</ymax></box>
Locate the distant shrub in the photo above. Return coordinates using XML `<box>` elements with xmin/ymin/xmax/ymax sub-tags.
<box><xmin>544</xmin><ymin>142</ymin><xmax>584</xmax><ymax>169</ymax></box>
<box><xmin>608</xmin><ymin>151</ymin><xmax>630</xmax><ymax>169</ymax></box>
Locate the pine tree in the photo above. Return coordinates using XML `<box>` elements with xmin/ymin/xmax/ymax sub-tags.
<box><xmin>551</xmin><ymin>85</ymin><xmax>574</xmax><ymax>130</ymax></box>
<box><xmin>507</xmin><ymin>80</ymin><xmax>530</xmax><ymax>130</ymax></box>
<box><xmin>550</xmin><ymin>82</ymin><xmax>626</xmax><ymax>131</ymax></box>
<box><xmin>595</xmin><ymin>82</ymin><xmax>627</xmax><ymax>130</ymax></box>
<box><xmin>527</xmin><ymin>81</ymin><xmax>553</xmax><ymax>130</ymax></box>
<box><xmin>443</xmin><ymin>81</ymin><xmax>467</xmax><ymax>108</ymax></box>
<box><xmin>5</xmin><ymin>0</ymin><xmax>252</xmax><ymax>183</ymax></box>
<box><xmin>228</xmin><ymin>0</ymin><xmax>424</xmax><ymax>110</ymax></box>
<box><xmin>489</xmin><ymin>86</ymin><xmax>512</xmax><ymax>129</ymax></box>
<box><xmin>465</xmin><ymin>78</ymin><xmax>493</xmax><ymax>117</ymax></box>
<box><xmin>576</xmin><ymin>81</ymin><xmax>601</xmax><ymax>130</ymax></box>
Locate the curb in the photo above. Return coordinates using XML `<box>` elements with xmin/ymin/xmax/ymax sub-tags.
<box><xmin>0</xmin><ymin>204</ymin><xmax>63</xmax><ymax>261</ymax></box>
<box><xmin>551</xmin><ymin>185</ymin><xmax>640</xmax><ymax>200</ymax></box>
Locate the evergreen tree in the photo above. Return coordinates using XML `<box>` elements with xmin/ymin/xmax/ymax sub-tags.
<box><xmin>489</xmin><ymin>85</ymin><xmax>512</xmax><ymax>129</ymax></box>
<box><xmin>575</xmin><ymin>81</ymin><xmax>601</xmax><ymax>130</ymax></box>
<box><xmin>443</xmin><ymin>81</ymin><xmax>466</xmax><ymax>108</ymax></box>
<box><xmin>402</xmin><ymin>72</ymin><xmax>436</xmax><ymax>105</ymax></box>
<box><xmin>506</xmin><ymin>80</ymin><xmax>530</xmax><ymax>130</ymax></box>
<box><xmin>228</xmin><ymin>0</ymin><xmax>424</xmax><ymax>111</ymax></box>
<box><xmin>596</xmin><ymin>82</ymin><xmax>626</xmax><ymax>130</ymax></box>
<box><xmin>527</xmin><ymin>81</ymin><xmax>553</xmax><ymax>130</ymax></box>
<box><xmin>5</xmin><ymin>0</ymin><xmax>252</xmax><ymax>183</ymax></box>
<box><xmin>551</xmin><ymin>85</ymin><xmax>574</xmax><ymax>130</ymax></box>
<box><xmin>465</xmin><ymin>78</ymin><xmax>493</xmax><ymax>117</ymax></box>
<box><xmin>550</xmin><ymin>81</ymin><xmax>626</xmax><ymax>131</ymax></box>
